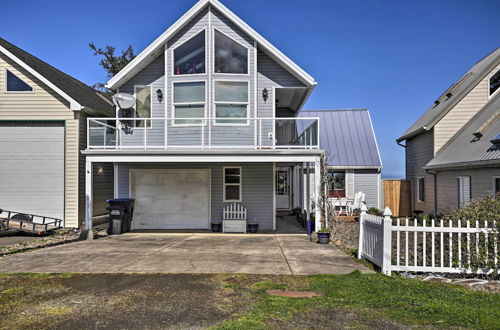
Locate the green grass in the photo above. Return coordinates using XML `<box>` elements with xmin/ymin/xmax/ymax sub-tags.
<box><xmin>215</xmin><ymin>271</ymin><xmax>500</xmax><ymax>329</ymax></box>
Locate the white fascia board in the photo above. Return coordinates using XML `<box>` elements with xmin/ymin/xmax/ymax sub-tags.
<box><xmin>365</xmin><ymin>109</ymin><xmax>383</xmax><ymax>167</ymax></box>
<box><xmin>107</xmin><ymin>0</ymin><xmax>316</xmax><ymax>90</ymax></box>
<box><xmin>85</xmin><ymin>154</ymin><xmax>320</xmax><ymax>163</ymax></box>
<box><xmin>0</xmin><ymin>45</ymin><xmax>82</xmax><ymax>111</ymax></box>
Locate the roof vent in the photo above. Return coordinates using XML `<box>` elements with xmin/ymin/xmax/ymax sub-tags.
<box><xmin>445</xmin><ymin>92</ymin><xmax>453</xmax><ymax>99</ymax></box>
<box><xmin>490</xmin><ymin>133</ymin><xmax>500</xmax><ymax>148</ymax></box>
<box><xmin>433</xmin><ymin>100</ymin><xmax>440</xmax><ymax>107</ymax></box>
<box><xmin>471</xmin><ymin>132</ymin><xmax>483</xmax><ymax>142</ymax></box>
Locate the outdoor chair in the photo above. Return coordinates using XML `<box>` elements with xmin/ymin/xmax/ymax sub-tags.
<box><xmin>348</xmin><ymin>191</ymin><xmax>365</xmax><ymax>216</ymax></box>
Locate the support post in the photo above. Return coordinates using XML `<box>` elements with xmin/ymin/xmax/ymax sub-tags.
<box><xmin>314</xmin><ymin>157</ymin><xmax>321</xmax><ymax>232</ymax></box>
<box><xmin>85</xmin><ymin>158</ymin><xmax>93</xmax><ymax>240</ymax></box>
<box><xmin>358</xmin><ymin>204</ymin><xmax>367</xmax><ymax>259</ymax></box>
<box><xmin>381</xmin><ymin>206</ymin><xmax>393</xmax><ymax>276</ymax></box>
<box><xmin>306</xmin><ymin>162</ymin><xmax>310</xmax><ymax>223</ymax></box>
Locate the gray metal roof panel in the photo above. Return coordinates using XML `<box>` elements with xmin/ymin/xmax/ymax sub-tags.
<box><xmin>398</xmin><ymin>48</ymin><xmax>500</xmax><ymax>142</ymax></box>
<box><xmin>425</xmin><ymin>95</ymin><xmax>500</xmax><ymax>168</ymax></box>
<box><xmin>299</xmin><ymin>109</ymin><xmax>382</xmax><ymax>167</ymax></box>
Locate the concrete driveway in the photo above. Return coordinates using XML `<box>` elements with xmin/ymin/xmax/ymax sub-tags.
<box><xmin>0</xmin><ymin>233</ymin><xmax>371</xmax><ymax>275</ymax></box>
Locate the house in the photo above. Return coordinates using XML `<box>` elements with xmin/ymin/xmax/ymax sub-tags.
<box><xmin>83</xmin><ymin>0</ymin><xmax>326</xmax><ymax>234</ymax></box>
<box><xmin>0</xmin><ymin>38</ymin><xmax>115</xmax><ymax>227</ymax></box>
<box><xmin>397</xmin><ymin>48</ymin><xmax>500</xmax><ymax>215</ymax></box>
<box><xmin>299</xmin><ymin>109</ymin><xmax>383</xmax><ymax>209</ymax></box>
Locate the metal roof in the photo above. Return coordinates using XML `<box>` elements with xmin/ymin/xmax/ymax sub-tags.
<box><xmin>425</xmin><ymin>95</ymin><xmax>500</xmax><ymax>169</ymax></box>
<box><xmin>299</xmin><ymin>109</ymin><xmax>382</xmax><ymax>168</ymax></box>
<box><xmin>397</xmin><ymin>47</ymin><xmax>500</xmax><ymax>142</ymax></box>
<box><xmin>0</xmin><ymin>38</ymin><xmax>113</xmax><ymax>114</ymax></box>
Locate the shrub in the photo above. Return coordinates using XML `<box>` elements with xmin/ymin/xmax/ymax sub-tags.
<box><xmin>447</xmin><ymin>195</ymin><xmax>500</xmax><ymax>222</ymax></box>
<box><xmin>367</xmin><ymin>207</ymin><xmax>382</xmax><ymax>216</ymax></box>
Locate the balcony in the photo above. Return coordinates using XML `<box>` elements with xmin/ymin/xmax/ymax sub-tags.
<box><xmin>87</xmin><ymin>117</ymin><xmax>319</xmax><ymax>150</ymax></box>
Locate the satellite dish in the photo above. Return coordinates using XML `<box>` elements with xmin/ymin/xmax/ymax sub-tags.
<box><xmin>112</xmin><ymin>93</ymin><xmax>135</xmax><ymax>109</ymax></box>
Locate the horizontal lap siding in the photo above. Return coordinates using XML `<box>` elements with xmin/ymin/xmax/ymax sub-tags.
<box><xmin>353</xmin><ymin>170</ymin><xmax>380</xmax><ymax>208</ymax></box>
<box><xmin>0</xmin><ymin>54</ymin><xmax>79</xmax><ymax>227</ymax></box>
<box><xmin>116</xmin><ymin>162</ymin><xmax>274</xmax><ymax>230</ymax></box>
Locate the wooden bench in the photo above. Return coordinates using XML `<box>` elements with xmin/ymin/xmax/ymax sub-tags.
<box><xmin>223</xmin><ymin>203</ymin><xmax>247</xmax><ymax>233</ymax></box>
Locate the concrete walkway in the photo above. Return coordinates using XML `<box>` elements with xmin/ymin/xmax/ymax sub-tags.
<box><xmin>0</xmin><ymin>233</ymin><xmax>372</xmax><ymax>275</ymax></box>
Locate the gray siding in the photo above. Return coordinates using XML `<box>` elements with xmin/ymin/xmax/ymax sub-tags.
<box><xmin>116</xmin><ymin>162</ymin><xmax>274</xmax><ymax>230</ymax></box>
<box><xmin>353</xmin><ymin>169</ymin><xmax>380</xmax><ymax>208</ymax></box>
<box><xmin>405</xmin><ymin>130</ymin><xmax>435</xmax><ymax>214</ymax></box>
<box><xmin>435</xmin><ymin>167</ymin><xmax>499</xmax><ymax>214</ymax></box>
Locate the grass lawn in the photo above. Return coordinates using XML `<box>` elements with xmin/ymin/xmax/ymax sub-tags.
<box><xmin>0</xmin><ymin>271</ymin><xmax>498</xmax><ymax>329</ymax></box>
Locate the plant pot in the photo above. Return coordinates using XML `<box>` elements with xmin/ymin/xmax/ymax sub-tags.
<box><xmin>248</xmin><ymin>223</ymin><xmax>259</xmax><ymax>233</ymax></box>
<box><xmin>317</xmin><ymin>232</ymin><xmax>331</xmax><ymax>244</ymax></box>
<box><xmin>211</xmin><ymin>222</ymin><xmax>222</xmax><ymax>232</ymax></box>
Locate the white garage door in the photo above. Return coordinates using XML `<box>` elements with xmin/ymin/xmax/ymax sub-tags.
<box><xmin>0</xmin><ymin>122</ymin><xmax>65</xmax><ymax>220</ymax></box>
<box><xmin>131</xmin><ymin>170</ymin><xmax>210</xmax><ymax>230</ymax></box>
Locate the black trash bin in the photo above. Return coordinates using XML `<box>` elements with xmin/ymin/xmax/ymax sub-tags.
<box><xmin>106</xmin><ymin>198</ymin><xmax>135</xmax><ymax>234</ymax></box>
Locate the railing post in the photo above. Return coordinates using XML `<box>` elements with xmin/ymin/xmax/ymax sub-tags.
<box><xmin>358</xmin><ymin>204</ymin><xmax>367</xmax><ymax>259</ymax></box>
<box><xmin>382</xmin><ymin>206</ymin><xmax>393</xmax><ymax>276</ymax></box>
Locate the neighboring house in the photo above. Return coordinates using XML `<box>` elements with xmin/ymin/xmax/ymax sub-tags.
<box><xmin>397</xmin><ymin>48</ymin><xmax>500</xmax><ymax>215</ymax></box>
<box><xmin>83</xmin><ymin>0</ymin><xmax>327</xmax><ymax>232</ymax></box>
<box><xmin>299</xmin><ymin>109</ymin><xmax>383</xmax><ymax>209</ymax></box>
<box><xmin>0</xmin><ymin>38</ymin><xmax>115</xmax><ymax>227</ymax></box>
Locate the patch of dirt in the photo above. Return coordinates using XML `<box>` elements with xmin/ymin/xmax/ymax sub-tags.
<box><xmin>266</xmin><ymin>290</ymin><xmax>321</xmax><ymax>298</ymax></box>
<box><xmin>267</xmin><ymin>307</ymin><xmax>411</xmax><ymax>329</ymax></box>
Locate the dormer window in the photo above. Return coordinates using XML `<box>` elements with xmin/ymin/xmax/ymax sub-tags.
<box><xmin>5</xmin><ymin>69</ymin><xmax>33</xmax><ymax>92</ymax></box>
<box><xmin>173</xmin><ymin>30</ymin><xmax>206</xmax><ymax>75</ymax></box>
<box><xmin>214</xmin><ymin>30</ymin><xmax>248</xmax><ymax>74</ymax></box>
<box><xmin>490</xmin><ymin>69</ymin><xmax>500</xmax><ymax>97</ymax></box>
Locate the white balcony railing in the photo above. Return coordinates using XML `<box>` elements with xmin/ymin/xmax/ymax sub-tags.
<box><xmin>87</xmin><ymin>117</ymin><xmax>319</xmax><ymax>150</ymax></box>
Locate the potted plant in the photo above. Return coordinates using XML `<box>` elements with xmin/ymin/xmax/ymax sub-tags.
<box><xmin>248</xmin><ymin>222</ymin><xmax>259</xmax><ymax>233</ymax></box>
<box><xmin>211</xmin><ymin>221</ymin><xmax>222</xmax><ymax>232</ymax></box>
<box><xmin>317</xmin><ymin>227</ymin><xmax>331</xmax><ymax>244</ymax></box>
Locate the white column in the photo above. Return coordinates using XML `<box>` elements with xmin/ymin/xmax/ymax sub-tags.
<box><xmin>85</xmin><ymin>158</ymin><xmax>93</xmax><ymax>240</ymax></box>
<box><xmin>314</xmin><ymin>157</ymin><xmax>321</xmax><ymax>231</ymax></box>
<box><xmin>299</xmin><ymin>163</ymin><xmax>304</xmax><ymax>210</ymax></box>
<box><xmin>306</xmin><ymin>162</ymin><xmax>310</xmax><ymax>222</ymax></box>
<box><xmin>272</xmin><ymin>162</ymin><xmax>276</xmax><ymax>231</ymax></box>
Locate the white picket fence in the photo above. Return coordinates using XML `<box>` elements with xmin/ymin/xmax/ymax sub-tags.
<box><xmin>358</xmin><ymin>206</ymin><xmax>499</xmax><ymax>276</ymax></box>
<box><xmin>223</xmin><ymin>203</ymin><xmax>247</xmax><ymax>233</ymax></box>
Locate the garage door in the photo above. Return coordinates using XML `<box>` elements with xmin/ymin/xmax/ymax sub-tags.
<box><xmin>0</xmin><ymin>122</ymin><xmax>65</xmax><ymax>220</ymax></box>
<box><xmin>131</xmin><ymin>170</ymin><xmax>210</xmax><ymax>229</ymax></box>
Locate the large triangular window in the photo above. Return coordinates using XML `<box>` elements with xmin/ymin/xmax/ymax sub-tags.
<box><xmin>173</xmin><ymin>30</ymin><xmax>206</xmax><ymax>75</ymax></box>
<box><xmin>214</xmin><ymin>30</ymin><xmax>248</xmax><ymax>74</ymax></box>
<box><xmin>6</xmin><ymin>69</ymin><xmax>33</xmax><ymax>92</ymax></box>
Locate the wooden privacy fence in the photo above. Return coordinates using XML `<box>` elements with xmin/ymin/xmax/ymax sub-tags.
<box><xmin>383</xmin><ymin>180</ymin><xmax>411</xmax><ymax>217</ymax></box>
<box><xmin>358</xmin><ymin>205</ymin><xmax>499</xmax><ymax>275</ymax></box>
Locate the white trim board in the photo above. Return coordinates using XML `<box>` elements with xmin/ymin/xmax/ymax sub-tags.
<box><xmin>106</xmin><ymin>0</ymin><xmax>316</xmax><ymax>90</ymax></box>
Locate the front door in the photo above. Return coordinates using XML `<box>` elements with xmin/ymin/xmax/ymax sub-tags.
<box><xmin>276</xmin><ymin>167</ymin><xmax>291</xmax><ymax>210</ymax></box>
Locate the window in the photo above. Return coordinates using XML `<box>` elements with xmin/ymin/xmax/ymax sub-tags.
<box><xmin>490</xmin><ymin>69</ymin><xmax>500</xmax><ymax>97</ymax></box>
<box><xmin>214</xmin><ymin>81</ymin><xmax>248</xmax><ymax>124</ymax></box>
<box><xmin>134</xmin><ymin>86</ymin><xmax>151</xmax><ymax>127</ymax></box>
<box><xmin>328</xmin><ymin>171</ymin><xmax>345</xmax><ymax>198</ymax></box>
<box><xmin>494</xmin><ymin>177</ymin><xmax>500</xmax><ymax>198</ymax></box>
<box><xmin>457</xmin><ymin>176</ymin><xmax>471</xmax><ymax>208</ymax></box>
<box><xmin>173</xmin><ymin>31</ymin><xmax>205</xmax><ymax>75</ymax></box>
<box><xmin>5</xmin><ymin>69</ymin><xmax>33</xmax><ymax>92</ymax></box>
<box><xmin>173</xmin><ymin>81</ymin><xmax>205</xmax><ymax>125</ymax></box>
<box><xmin>214</xmin><ymin>30</ymin><xmax>248</xmax><ymax>74</ymax></box>
<box><xmin>417</xmin><ymin>177</ymin><xmax>425</xmax><ymax>202</ymax></box>
<box><xmin>224</xmin><ymin>167</ymin><xmax>241</xmax><ymax>202</ymax></box>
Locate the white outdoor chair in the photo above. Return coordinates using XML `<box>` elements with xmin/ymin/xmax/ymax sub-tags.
<box><xmin>348</xmin><ymin>192</ymin><xmax>365</xmax><ymax>216</ymax></box>
<box><xmin>339</xmin><ymin>198</ymin><xmax>348</xmax><ymax>216</ymax></box>
<box><xmin>222</xmin><ymin>203</ymin><xmax>247</xmax><ymax>233</ymax></box>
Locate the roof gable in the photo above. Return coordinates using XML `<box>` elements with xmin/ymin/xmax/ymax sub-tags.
<box><xmin>107</xmin><ymin>0</ymin><xmax>316</xmax><ymax>89</ymax></box>
<box><xmin>397</xmin><ymin>48</ymin><xmax>500</xmax><ymax>142</ymax></box>
<box><xmin>299</xmin><ymin>109</ymin><xmax>382</xmax><ymax>168</ymax></box>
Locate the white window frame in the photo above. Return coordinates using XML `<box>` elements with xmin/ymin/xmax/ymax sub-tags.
<box><xmin>223</xmin><ymin>166</ymin><xmax>242</xmax><ymax>202</ymax></box>
<box><xmin>4</xmin><ymin>68</ymin><xmax>34</xmax><ymax>93</ymax></box>
<box><xmin>171</xmin><ymin>79</ymin><xmax>207</xmax><ymax>127</ymax></box>
<box><xmin>493</xmin><ymin>176</ymin><xmax>500</xmax><ymax>198</ymax></box>
<box><xmin>488</xmin><ymin>68</ymin><xmax>500</xmax><ymax>99</ymax></box>
<box><xmin>457</xmin><ymin>176</ymin><xmax>471</xmax><ymax>208</ymax></box>
<box><xmin>171</xmin><ymin>28</ymin><xmax>208</xmax><ymax>77</ymax></box>
<box><xmin>213</xmin><ymin>79</ymin><xmax>250</xmax><ymax>126</ymax></box>
<box><xmin>212</xmin><ymin>27</ymin><xmax>250</xmax><ymax>76</ymax></box>
<box><xmin>133</xmin><ymin>85</ymin><xmax>153</xmax><ymax>128</ymax></box>
<box><xmin>417</xmin><ymin>177</ymin><xmax>425</xmax><ymax>203</ymax></box>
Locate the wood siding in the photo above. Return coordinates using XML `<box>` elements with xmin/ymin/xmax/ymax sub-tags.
<box><xmin>116</xmin><ymin>163</ymin><xmax>274</xmax><ymax>230</ymax></box>
<box><xmin>0</xmin><ymin>53</ymin><xmax>79</xmax><ymax>227</ymax></box>
<box><xmin>435</xmin><ymin>167</ymin><xmax>499</xmax><ymax>214</ymax></box>
<box><xmin>434</xmin><ymin>63</ymin><xmax>500</xmax><ymax>154</ymax></box>
<box><xmin>353</xmin><ymin>169</ymin><xmax>380</xmax><ymax>208</ymax></box>
<box><xmin>405</xmin><ymin>130</ymin><xmax>434</xmax><ymax>214</ymax></box>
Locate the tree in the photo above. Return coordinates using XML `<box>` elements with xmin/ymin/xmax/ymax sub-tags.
<box><xmin>89</xmin><ymin>42</ymin><xmax>136</xmax><ymax>91</ymax></box>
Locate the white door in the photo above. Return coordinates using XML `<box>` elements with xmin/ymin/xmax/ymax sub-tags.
<box><xmin>0</xmin><ymin>122</ymin><xmax>65</xmax><ymax>220</ymax></box>
<box><xmin>276</xmin><ymin>167</ymin><xmax>291</xmax><ymax>210</ymax></box>
<box><xmin>131</xmin><ymin>169</ymin><xmax>210</xmax><ymax>229</ymax></box>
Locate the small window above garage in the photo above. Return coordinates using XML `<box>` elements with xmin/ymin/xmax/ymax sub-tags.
<box><xmin>5</xmin><ymin>69</ymin><xmax>33</xmax><ymax>92</ymax></box>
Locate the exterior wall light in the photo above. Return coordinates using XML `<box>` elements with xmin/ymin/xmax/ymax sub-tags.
<box><xmin>156</xmin><ymin>89</ymin><xmax>164</xmax><ymax>103</ymax></box>
<box><xmin>262</xmin><ymin>88</ymin><xmax>269</xmax><ymax>103</ymax></box>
